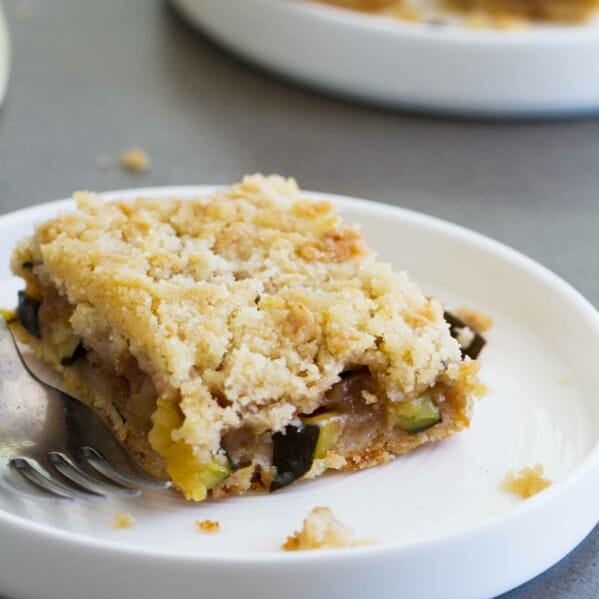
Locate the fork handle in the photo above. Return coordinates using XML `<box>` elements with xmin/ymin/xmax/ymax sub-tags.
<box><xmin>0</xmin><ymin>317</ymin><xmax>28</xmax><ymax>384</ymax></box>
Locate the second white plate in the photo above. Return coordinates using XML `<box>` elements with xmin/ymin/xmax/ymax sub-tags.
<box><xmin>0</xmin><ymin>186</ymin><xmax>597</xmax><ymax>599</ymax></box>
<box><xmin>173</xmin><ymin>0</ymin><xmax>599</xmax><ymax>117</ymax></box>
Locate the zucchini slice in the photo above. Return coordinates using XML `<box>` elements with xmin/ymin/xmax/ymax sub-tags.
<box><xmin>222</xmin><ymin>427</ymin><xmax>258</xmax><ymax>471</ymax></box>
<box><xmin>17</xmin><ymin>291</ymin><xmax>41</xmax><ymax>338</ymax></box>
<box><xmin>301</xmin><ymin>412</ymin><xmax>343</xmax><ymax>459</ymax></box>
<box><xmin>270</xmin><ymin>423</ymin><xmax>320</xmax><ymax>492</ymax></box>
<box><xmin>60</xmin><ymin>339</ymin><xmax>87</xmax><ymax>366</ymax></box>
<box><xmin>165</xmin><ymin>441</ymin><xmax>232</xmax><ymax>502</ymax></box>
<box><xmin>445</xmin><ymin>311</ymin><xmax>486</xmax><ymax>360</ymax></box>
<box><xmin>200</xmin><ymin>460</ymin><xmax>233</xmax><ymax>490</ymax></box>
<box><xmin>388</xmin><ymin>394</ymin><xmax>442</xmax><ymax>434</ymax></box>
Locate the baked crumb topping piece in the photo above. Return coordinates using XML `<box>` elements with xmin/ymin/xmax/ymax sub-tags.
<box><xmin>502</xmin><ymin>464</ymin><xmax>552</xmax><ymax>499</ymax></box>
<box><xmin>120</xmin><ymin>147</ymin><xmax>150</xmax><ymax>173</ymax></box>
<box><xmin>10</xmin><ymin>174</ymin><xmax>485</xmax><ymax>501</ymax></box>
<box><xmin>282</xmin><ymin>507</ymin><xmax>368</xmax><ymax>551</ymax></box>
<box><xmin>112</xmin><ymin>513</ymin><xmax>135</xmax><ymax>529</ymax></box>
<box><xmin>196</xmin><ymin>519</ymin><xmax>220</xmax><ymax>534</ymax></box>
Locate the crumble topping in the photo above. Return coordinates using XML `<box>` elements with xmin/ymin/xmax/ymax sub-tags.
<box><xmin>112</xmin><ymin>513</ymin><xmax>135</xmax><ymax>529</ymax></box>
<box><xmin>502</xmin><ymin>464</ymin><xmax>552</xmax><ymax>499</ymax></box>
<box><xmin>13</xmin><ymin>174</ymin><xmax>463</xmax><ymax>449</ymax></box>
<box><xmin>120</xmin><ymin>147</ymin><xmax>150</xmax><ymax>173</ymax></box>
<box><xmin>361</xmin><ymin>389</ymin><xmax>378</xmax><ymax>404</ymax></box>
<box><xmin>195</xmin><ymin>519</ymin><xmax>220</xmax><ymax>534</ymax></box>
<box><xmin>282</xmin><ymin>507</ymin><xmax>370</xmax><ymax>551</ymax></box>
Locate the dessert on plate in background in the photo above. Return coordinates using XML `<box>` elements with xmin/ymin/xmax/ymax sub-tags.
<box><xmin>318</xmin><ymin>0</ymin><xmax>599</xmax><ymax>26</ymax></box>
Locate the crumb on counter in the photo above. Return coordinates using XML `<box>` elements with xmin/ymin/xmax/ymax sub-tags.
<box><xmin>120</xmin><ymin>147</ymin><xmax>150</xmax><ymax>173</ymax></box>
<box><xmin>112</xmin><ymin>513</ymin><xmax>135</xmax><ymax>529</ymax></box>
<box><xmin>454</xmin><ymin>307</ymin><xmax>494</xmax><ymax>334</ymax></box>
<box><xmin>95</xmin><ymin>154</ymin><xmax>114</xmax><ymax>171</ymax></box>
<box><xmin>502</xmin><ymin>464</ymin><xmax>552</xmax><ymax>499</ymax></box>
<box><xmin>195</xmin><ymin>519</ymin><xmax>220</xmax><ymax>534</ymax></box>
<box><xmin>282</xmin><ymin>507</ymin><xmax>370</xmax><ymax>551</ymax></box>
<box><xmin>0</xmin><ymin>308</ymin><xmax>17</xmax><ymax>323</ymax></box>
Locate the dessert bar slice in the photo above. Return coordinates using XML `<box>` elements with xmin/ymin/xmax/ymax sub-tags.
<box><xmin>10</xmin><ymin>175</ymin><xmax>485</xmax><ymax>501</ymax></box>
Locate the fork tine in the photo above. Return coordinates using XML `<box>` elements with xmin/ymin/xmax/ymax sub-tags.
<box><xmin>48</xmin><ymin>452</ymin><xmax>141</xmax><ymax>497</ymax></box>
<box><xmin>10</xmin><ymin>458</ymin><xmax>103</xmax><ymax>500</ymax></box>
<box><xmin>80</xmin><ymin>447</ymin><xmax>170</xmax><ymax>489</ymax></box>
<box><xmin>0</xmin><ymin>471</ymin><xmax>72</xmax><ymax>500</ymax></box>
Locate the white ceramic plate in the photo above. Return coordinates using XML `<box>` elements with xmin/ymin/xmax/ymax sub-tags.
<box><xmin>0</xmin><ymin>186</ymin><xmax>598</xmax><ymax>599</ymax></box>
<box><xmin>172</xmin><ymin>0</ymin><xmax>599</xmax><ymax>117</ymax></box>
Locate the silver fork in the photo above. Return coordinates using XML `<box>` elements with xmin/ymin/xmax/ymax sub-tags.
<box><xmin>0</xmin><ymin>318</ymin><xmax>170</xmax><ymax>500</ymax></box>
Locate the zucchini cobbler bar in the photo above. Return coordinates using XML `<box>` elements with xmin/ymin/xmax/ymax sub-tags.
<box><xmin>10</xmin><ymin>175</ymin><xmax>486</xmax><ymax>501</ymax></box>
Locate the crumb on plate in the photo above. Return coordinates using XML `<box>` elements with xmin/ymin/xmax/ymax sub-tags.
<box><xmin>454</xmin><ymin>307</ymin><xmax>494</xmax><ymax>333</ymax></box>
<box><xmin>196</xmin><ymin>519</ymin><xmax>220</xmax><ymax>534</ymax></box>
<box><xmin>282</xmin><ymin>507</ymin><xmax>371</xmax><ymax>551</ymax></box>
<box><xmin>120</xmin><ymin>147</ymin><xmax>150</xmax><ymax>173</ymax></box>
<box><xmin>112</xmin><ymin>513</ymin><xmax>135</xmax><ymax>529</ymax></box>
<box><xmin>502</xmin><ymin>464</ymin><xmax>552</xmax><ymax>499</ymax></box>
<box><xmin>558</xmin><ymin>377</ymin><xmax>571</xmax><ymax>387</ymax></box>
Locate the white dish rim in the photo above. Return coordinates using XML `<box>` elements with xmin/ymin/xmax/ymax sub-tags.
<box><xmin>0</xmin><ymin>184</ymin><xmax>597</xmax><ymax>564</ymax></box>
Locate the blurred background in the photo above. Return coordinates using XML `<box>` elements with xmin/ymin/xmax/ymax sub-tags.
<box><xmin>0</xmin><ymin>0</ymin><xmax>597</xmax><ymax>309</ymax></box>
<box><xmin>0</xmin><ymin>2</ymin><xmax>596</xmax><ymax>597</ymax></box>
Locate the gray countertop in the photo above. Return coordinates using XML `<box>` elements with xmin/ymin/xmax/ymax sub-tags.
<box><xmin>0</xmin><ymin>1</ymin><xmax>597</xmax><ymax>597</ymax></box>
